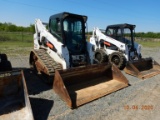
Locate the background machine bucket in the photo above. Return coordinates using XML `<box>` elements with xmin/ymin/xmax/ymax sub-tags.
<box><xmin>124</xmin><ymin>58</ymin><xmax>160</xmax><ymax>79</ymax></box>
<box><xmin>0</xmin><ymin>70</ymin><xmax>34</xmax><ymax>120</ymax></box>
<box><xmin>53</xmin><ymin>63</ymin><xmax>129</xmax><ymax>108</ymax></box>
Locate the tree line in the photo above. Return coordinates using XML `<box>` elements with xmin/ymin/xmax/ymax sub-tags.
<box><xmin>0</xmin><ymin>22</ymin><xmax>35</xmax><ymax>33</ymax></box>
<box><xmin>87</xmin><ymin>31</ymin><xmax>160</xmax><ymax>38</ymax></box>
<box><xmin>135</xmin><ymin>32</ymin><xmax>160</xmax><ymax>38</ymax></box>
<box><xmin>0</xmin><ymin>22</ymin><xmax>160</xmax><ymax>38</ymax></box>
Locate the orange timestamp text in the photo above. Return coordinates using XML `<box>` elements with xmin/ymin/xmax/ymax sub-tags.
<box><xmin>124</xmin><ymin>105</ymin><xmax>153</xmax><ymax>110</ymax></box>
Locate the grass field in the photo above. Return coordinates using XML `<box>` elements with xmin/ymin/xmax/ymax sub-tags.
<box><xmin>0</xmin><ymin>32</ymin><xmax>160</xmax><ymax>55</ymax></box>
<box><xmin>0</xmin><ymin>43</ymin><xmax>32</xmax><ymax>56</ymax></box>
<box><xmin>0</xmin><ymin>32</ymin><xmax>32</xmax><ymax>42</ymax></box>
<box><xmin>0</xmin><ymin>41</ymin><xmax>33</xmax><ymax>47</ymax></box>
<box><xmin>136</xmin><ymin>40</ymin><xmax>160</xmax><ymax>47</ymax></box>
<box><xmin>0</xmin><ymin>32</ymin><xmax>33</xmax><ymax>55</ymax></box>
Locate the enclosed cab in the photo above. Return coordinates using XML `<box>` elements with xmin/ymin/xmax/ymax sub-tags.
<box><xmin>105</xmin><ymin>23</ymin><xmax>141</xmax><ymax>60</ymax></box>
<box><xmin>48</xmin><ymin>12</ymin><xmax>89</xmax><ymax>67</ymax></box>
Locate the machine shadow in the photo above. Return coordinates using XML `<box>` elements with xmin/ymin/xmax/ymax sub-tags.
<box><xmin>30</xmin><ymin>97</ymin><xmax>54</xmax><ymax>120</ymax></box>
<box><xmin>12</xmin><ymin>67</ymin><xmax>53</xmax><ymax>95</ymax></box>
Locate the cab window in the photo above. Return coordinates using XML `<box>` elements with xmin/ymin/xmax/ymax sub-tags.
<box><xmin>50</xmin><ymin>19</ymin><xmax>62</xmax><ymax>42</ymax></box>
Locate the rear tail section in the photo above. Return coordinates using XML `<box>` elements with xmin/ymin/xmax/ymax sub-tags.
<box><xmin>53</xmin><ymin>63</ymin><xmax>129</xmax><ymax>108</ymax></box>
<box><xmin>124</xmin><ymin>58</ymin><xmax>160</xmax><ymax>79</ymax></box>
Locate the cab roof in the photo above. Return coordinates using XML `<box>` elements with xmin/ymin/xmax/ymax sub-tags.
<box><xmin>106</xmin><ymin>23</ymin><xmax>136</xmax><ymax>29</ymax></box>
<box><xmin>49</xmin><ymin>12</ymin><xmax>87</xmax><ymax>22</ymax></box>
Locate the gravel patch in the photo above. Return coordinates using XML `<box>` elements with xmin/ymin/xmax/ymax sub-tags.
<box><xmin>5</xmin><ymin>47</ymin><xmax>160</xmax><ymax>120</ymax></box>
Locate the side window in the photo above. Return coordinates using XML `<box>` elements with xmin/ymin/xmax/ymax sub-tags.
<box><xmin>49</xmin><ymin>19</ymin><xmax>62</xmax><ymax>42</ymax></box>
<box><xmin>106</xmin><ymin>28</ymin><xmax>114</xmax><ymax>36</ymax></box>
<box><xmin>106</xmin><ymin>28</ymin><xmax>117</xmax><ymax>39</ymax></box>
<box><xmin>50</xmin><ymin>19</ymin><xmax>57</xmax><ymax>32</ymax></box>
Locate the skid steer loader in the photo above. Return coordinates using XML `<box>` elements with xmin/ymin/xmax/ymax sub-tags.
<box><xmin>29</xmin><ymin>12</ymin><xmax>129</xmax><ymax>108</ymax></box>
<box><xmin>90</xmin><ymin>23</ymin><xmax>160</xmax><ymax>79</ymax></box>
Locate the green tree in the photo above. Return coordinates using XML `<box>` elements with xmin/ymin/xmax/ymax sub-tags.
<box><xmin>29</xmin><ymin>24</ymin><xmax>35</xmax><ymax>33</ymax></box>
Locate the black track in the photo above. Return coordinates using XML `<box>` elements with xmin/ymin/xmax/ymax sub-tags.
<box><xmin>33</xmin><ymin>49</ymin><xmax>62</xmax><ymax>76</ymax></box>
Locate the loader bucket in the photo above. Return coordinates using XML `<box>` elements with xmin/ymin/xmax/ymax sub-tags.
<box><xmin>0</xmin><ymin>70</ymin><xmax>34</xmax><ymax>120</ymax></box>
<box><xmin>124</xmin><ymin>58</ymin><xmax>160</xmax><ymax>79</ymax></box>
<box><xmin>53</xmin><ymin>63</ymin><xmax>129</xmax><ymax>108</ymax></box>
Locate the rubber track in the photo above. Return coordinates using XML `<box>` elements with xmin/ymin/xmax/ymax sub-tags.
<box><xmin>33</xmin><ymin>49</ymin><xmax>62</xmax><ymax>76</ymax></box>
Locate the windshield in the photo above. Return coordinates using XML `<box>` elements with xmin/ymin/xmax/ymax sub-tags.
<box><xmin>63</xmin><ymin>17</ymin><xmax>85</xmax><ymax>54</ymax></box>
<box><xmin>106</xmin><ymin>28</ymin><xmax>133</xmax><ymax>46</ymax></box>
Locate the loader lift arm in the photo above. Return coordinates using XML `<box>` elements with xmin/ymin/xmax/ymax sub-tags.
<box><xmin>91</xmin><ymin>27</ymin><xmax>127</xmax><ymax>53</ymax></box>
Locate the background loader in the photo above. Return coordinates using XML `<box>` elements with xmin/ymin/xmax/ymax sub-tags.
<box><xmin>90</xmin><ymin>23</ymin><xmax>160</xmax><ymax>79</ymax></box>
<box><xmin>29</xmin><ymin>12</ymin><xmax>129</xmax><ymax>108</ymax></box>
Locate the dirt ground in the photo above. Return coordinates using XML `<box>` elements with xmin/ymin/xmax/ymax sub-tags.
<box><xmin>7</xmin><ymin>46</ymin><xmax>160</xmax><ymax>120</ymax></box>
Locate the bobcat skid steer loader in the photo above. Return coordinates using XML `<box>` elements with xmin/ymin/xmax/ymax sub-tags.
<box><xmin>29</xmin><ymin>12</ymin><xmax>129</xmax><ymax>108</ymax></box>
<box><xmin>90</xmin><ymin>24</ymin><xmax>160</xmax><ymax>79</ymax></box>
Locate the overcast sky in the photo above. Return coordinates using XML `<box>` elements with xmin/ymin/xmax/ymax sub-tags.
<box><xmin>0</xmin><ymin>0</ymin><xmax>160</xmax><ymax>32</ymax></box>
